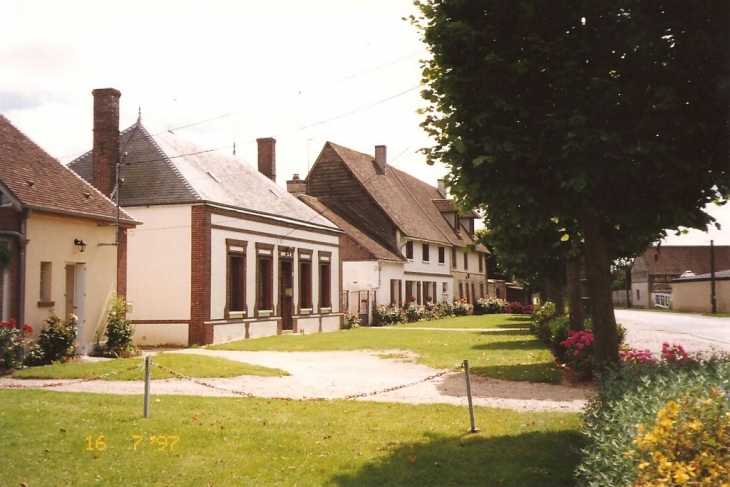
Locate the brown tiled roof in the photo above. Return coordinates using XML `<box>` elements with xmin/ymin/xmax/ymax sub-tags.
<box><xmin>327</xmin><ymin>142</ymin><xmax>478</xmax><ymax>247</ymax></box>
<box><xmin>70</xmin><ymin>122</ymin><xmax>337</xmax><ymax>229</ymax></box>
<box><xmin>0</xmin><ymin>115</ymin><xmax>137</xmax><ymax>224</ymax></box>
<box><xmin>298</xmin><ymin>195</ymin><xmax>403</xmax><ymax>262</ymax></box>
<box><xmin>641</xmin><ymin>245</ymin><xmax>730</xmax><ymax>276</ymax></box>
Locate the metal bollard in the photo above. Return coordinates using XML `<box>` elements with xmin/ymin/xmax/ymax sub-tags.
<box><xmin>463</xmin><ymin>359</ymin><xmax>479</xmax><ymax>433</ymax></box>
<box><xmin>144</xmin><ymin>356</ymin><xmax>151</xmax><ymax>418</ymax></box>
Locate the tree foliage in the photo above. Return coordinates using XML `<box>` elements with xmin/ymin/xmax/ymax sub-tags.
<box><xmin>414</xmin><ymin>0</ymin><xmax>730</xmax><ymax>370</ymax></box>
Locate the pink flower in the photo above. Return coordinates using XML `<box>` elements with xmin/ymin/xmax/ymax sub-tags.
<box><xmin>573</xmin><ymin>350</ymin><xmax>580</xmax><ymax>356</ymax></box>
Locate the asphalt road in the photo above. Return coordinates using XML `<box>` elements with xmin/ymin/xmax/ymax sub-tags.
<box><xmin>615</xmin><ymin>309</ymin><xmax>730</xmax><ymax>356</ymax></box>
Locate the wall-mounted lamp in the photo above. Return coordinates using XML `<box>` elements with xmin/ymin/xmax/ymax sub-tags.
<box><xmin>74</xmin><ymin>239</ymin><xmax>87</xmax><ymax>252</ymax></box>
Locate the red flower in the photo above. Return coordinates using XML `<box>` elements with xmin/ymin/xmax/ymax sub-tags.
<box><xmin>410</xmin><ymin>296</ymin><xmax>416</xmax><ymax>302</ymax></box>
<box><xmin>0</xmin><ymin>321</ymin><xmax>10</xmax><ymax>328</ymax></box>
<box><xmin>22</xmin><ymin>324</ymin><xmax>33</xmax><ymax>334</ymax></box>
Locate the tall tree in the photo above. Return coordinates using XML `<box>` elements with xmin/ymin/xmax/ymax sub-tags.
<box><xmin>414</xmin><ymin>0</ymin><xmax>730</xmax><ymax>371</ymax></box>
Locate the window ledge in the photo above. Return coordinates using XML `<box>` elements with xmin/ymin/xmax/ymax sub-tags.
<box><xmin>320</xmin><ymin>307</ymin><xmax>332</xmax><ymax>314</ymax></box>
<box><xmin>38</xmin><ymin>300</ymin><xmax>55</xmax><ymax>308</ymax></box>
<box><xmin>258</xmin><ymin>310</ymin><xmax>273</xmax><ymax>318</ymax></box>
<box><xmin>229</xmin><ymin>311</ymin><xmax>246</xmax><ymax>319</ymax></box>
<box><xmin>300</xmin><ymin>308</ymin><xmax>312</xmax><ymax>315</ymax></box>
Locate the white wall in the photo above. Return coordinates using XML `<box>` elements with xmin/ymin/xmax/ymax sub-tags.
<box><xmin>210</xmin><ymin>212</ymin><xmax>341</xmax><ymax>318</ymax></box>
<box><xmin>125</xmin><ymin>206</ymin><xmax>192</xmax><ymax>321</ymax></box>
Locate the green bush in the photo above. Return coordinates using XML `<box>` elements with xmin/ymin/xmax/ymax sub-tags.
<box><xmin>0</xmin><ymin>319</ymin><xmax>33</xmax><ymax>371</ymax></box>
<box><xmin>371</xmin><ymin>305</ymin><xmax>404</xmax><ymax>326</ymax></box>
<box><xmin>575</xmin><ymin>355</ymin><xmax>730</xmax><ymax>486</ymax></box>
<box><xmin>473</xmin><ymin>297</ymin><xmax>506</xmax><ymax>315</ymax></box>
<box><xmin>25</xmin><ymin>311</ymin><xmax>77</xmax><ymax>366</ymax></box>
<box><xmin>103</xmin><ymin>296</ymin><xmax>136</xmax><ymax>357</ymax></box>
<box><xmin>549</xmin><ymin>315</ymin><xmax>571</xmax><ymax>349</ymax></box>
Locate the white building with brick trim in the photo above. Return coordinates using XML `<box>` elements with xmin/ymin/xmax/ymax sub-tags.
<box><xmin>69</xmin><ymin>89</ymin><xmax>342</xmax><ymax>346</ymax></box>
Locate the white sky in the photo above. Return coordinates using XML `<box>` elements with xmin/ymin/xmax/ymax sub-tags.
<box><xmin>2</xmin><ymin>0</ymin><xmax>727</xmax><ymax>246</ymax></box>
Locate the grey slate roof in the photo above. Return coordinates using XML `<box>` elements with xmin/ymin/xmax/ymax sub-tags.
<box><xmin>0</xmin><ymin>114</ymin><xmax>137</xmax><ymax>225</ymax></box>
<box><xmin>69</xmin><ymin>121</ymin><xmax>337</xmax><ymax>229</ymax></box>
<box><xmin>326</xmin><ymin>142</ymin><xmax>482</xmax><ymax>248</ymax></box>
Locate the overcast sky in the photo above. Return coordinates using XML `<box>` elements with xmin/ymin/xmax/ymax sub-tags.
<box><xmin>2</xmin><ymin>0</ymin><xmax>727</xmax><ymax>246</ymax></box>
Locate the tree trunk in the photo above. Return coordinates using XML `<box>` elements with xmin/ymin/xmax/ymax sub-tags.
<box><xmin>543</xmin><ymin>279</ymin><xmax>565</xmax><ymax>315</ymax></box>
<box><xmin>582</xmin><ymin>215</ymin><xmax>619</xmax><ymax>373</ymax></box>
<box><xmin>566</xmin><ymin>256</ymin><xmax>584</xmax><ymax>331</ymax></box>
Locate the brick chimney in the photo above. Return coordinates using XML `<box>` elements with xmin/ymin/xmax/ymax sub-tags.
<box><xmin>286</xmin><ymin>174</ymin><xmax>307</xmax><ymax>195</ymax></box>
<box><xmin>375</xmin><ymin>145</ymin><xmax>387</xmax><ymax>174</ymax></box>
<box><xmin>257</xmin><ymin>137</ymin><xmax>276</xmax><ymax>182</ymax></box>
<box><xmin>92</xmin><ymin>88</ymin><xmax>121</xmax><ymax>198</ymax></box>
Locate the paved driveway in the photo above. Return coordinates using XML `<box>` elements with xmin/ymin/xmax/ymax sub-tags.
<box><xmin>615</xmin><ymin>309</ymin><xmax>730</xmax><ymax>355</ymax></box>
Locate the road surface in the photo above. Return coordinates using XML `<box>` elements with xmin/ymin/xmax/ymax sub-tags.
<box><xmin>615</xmin><ymin>309</ymin><xmax>730</xmax><ymax>356</ymax></box>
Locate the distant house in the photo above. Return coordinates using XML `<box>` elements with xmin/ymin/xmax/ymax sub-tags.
<box><xmin>672</xmin><ymin>269</ymin><xmax>730</xmax><ymax>313</ymax></box>
<box><xmin>631</xmin><ymin>245</ymin><xmax>730</xmax><ymax>308</ymax></box>
<box><xmin>289</xmin><ymin>142</ymin><xmax>488</xmax><ymax>324</ymax></box>
<box><xmin>0</xmin><ymin>114</ymin><xmax>138</xmax><ymax>353</ymax></box>
<box><xmin>69</xmin><ymin>89</ymin><xmax>342</xmax><ymax>346</ymax></box>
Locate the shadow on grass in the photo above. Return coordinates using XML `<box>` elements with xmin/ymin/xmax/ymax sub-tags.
<box><xmin>473</xmin><ymin>338</ymin><xmax>546</xmax><ymax>351</ymax></box>
<box><xmin>469</xmin><ymin>363</ymin><xmax>562</xmax><ymax>384</ymax></box>
<box><xmin>328</xmin><ymin>430</ymin><xmax>582</xmax><ymax>487</ymax></box>
<box><xmin>477</xmin><ymin>329</ymin><xmax>535</xmax><ymax>337</ymax></box>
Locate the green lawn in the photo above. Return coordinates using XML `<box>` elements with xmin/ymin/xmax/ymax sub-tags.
<box><xmin>210</xmin><ymin>316</ymin><xmax>560</xmax><ymax>383</ymax></box>
<box><xmin>399</xmin><ymin>314</ymin><xmax>533</xmax><ymax>329</ymax></box>
<box><xmin>0</xmin><ymin>390</ymin><xmax>582</xmax><ymax>487</ymax></box>
<box><xmin>12</xmin><ymin>352</ymin><xmax>288</xmax><ymax>380</ymax></box>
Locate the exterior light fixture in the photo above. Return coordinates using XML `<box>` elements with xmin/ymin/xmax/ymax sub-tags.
<box><xmin>74</xmin><ymin>239</ymin><xmax>87</xmax><ymax>252</ymax></box>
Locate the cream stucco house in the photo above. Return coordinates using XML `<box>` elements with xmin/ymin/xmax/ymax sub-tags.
<box><xmin>69</xmin><ymin>89</ymin><xmax>343</xmax><ymax>346</ymax></box>
<box><xmin>0</xmin><ymin>114</ymin><xmax>138</xmax><ymax>353</ymax></box>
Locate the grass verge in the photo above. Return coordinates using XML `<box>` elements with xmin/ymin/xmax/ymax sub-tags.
<box><xmin>12</xmin><ymin>352</ymin><xmax>288</xmax><ymax>380</ymax></box>
<box><xmin>0</xmin><ymin>390</ymin><xmax>582</xmax><ymax>486</ymax></box>
<box><xmin>398</xmin><ymin>314</ymin><xmax>533</xmax><ymax>329</ymax></box>
<box><xmin>211</xmin><ymin>325</ymin><xmax>560</xmax><ymax>383</ymax></box>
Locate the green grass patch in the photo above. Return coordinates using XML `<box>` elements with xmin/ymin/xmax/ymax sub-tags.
<box><xmin>211</xmin><ymin>327</ymin><xmax>560</xmax><ymax>383</ymax></box>
<box><xmin>12</xmin><ymin>352</ymin><xmax>288</xmax><ymax>381</ymax></box>
<box><xmin>0</xmin><ymin>390</ymin><xmax>582</xmax><ymax>486</ymax></box>
<box><xmin>399</xmin><ymin>314</ymin><xmax>532</xmax><ymax>329</ymax></box>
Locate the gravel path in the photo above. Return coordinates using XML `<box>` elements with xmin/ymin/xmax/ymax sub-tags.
<box><xmin>1</xmin><ymin>348</ymin><xmax>590</xmax><ymax>413</ymax></box>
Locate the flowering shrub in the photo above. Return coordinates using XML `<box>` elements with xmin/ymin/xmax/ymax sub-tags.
<box><xmin>661</xmin><ymin>342</ymin><xmax>695</xmax><ymax>366</ymax></box>
<box><xmin>436</xmin><ymin>301</ymin><xmax>455</xmax><ymax>317</ymax></box>
<box><xmin>406</xmin><ymin>306</ymin><xmax>424</xmax><ymax>323</ymax></box>
<box><xmin>473</xmin><ymin>297</ymin><xmax>506</xmax><ymax>315</ymax></box>
<box><xmin>343</xmin><ymin>311</ymin><xmax>360</xmax><ymax>330</ymax></box>
<box><xmin>0</xmin><ymin>319</ymin><xmax>33</xmax><ymax>371</ymax></box>
<box><xmin>372</xmin><ymin>305</ymin><xmax>404</xmax><ymax>326</ymax></box>
<box><xmin>452</xmin><ymin>299</ymin><xmax>472</xmax><ymax>316</ymax></box>
<box><xmin>630</xmin><ymin>386</ymin><xmax>730</xmax><ymax>486</ymax></box>
<box><xmin>25</xmin><ymin>311</ymin><xmax>77</xmax><ymax>366</ymax></box>
<box><xmin>619</xmin><ymin>348</ymin><xmax>657</xmax><ymax>365</ymax></box>
<box><xmin>560</xmin><ymin>330</ymin><xmax>595</xmax><ymax>379</ymax></box>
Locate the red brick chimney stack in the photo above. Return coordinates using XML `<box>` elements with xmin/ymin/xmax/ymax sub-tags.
<box><xmin>257</xmin><ymin>137</ymin><xmax>277</xmax><ymax>182</ymax></box>
<box><xmin>92</xmin><ymin>88</ymin><xmax>121</xmax><ymax>197</ymax></box>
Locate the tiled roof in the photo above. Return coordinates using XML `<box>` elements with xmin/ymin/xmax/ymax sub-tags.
<box><xmin>0</xmin><ymin>114</ymin><xmax>137</xmax><ymax>224</ymax></box>
<box><xmin>327</xmin><ymin>142</ymin><xmax>478</xmax><ymax>247</ymax></box>
<box><xmin>640</xmin><ymin>245</ymin><xmax>730</xmax><ymax>276</ymax></box>
<box><xmin>674</xmin><ymin>269</ymin><xmax>730</xmax><ymax>281</ymax></box>
<box><xmin>70</xmin><ymin>122</ymin><xmax>337</xmax><ymax>229</ymax></box>
<box><xmin>298</xmin><ymin>195</ymin><xmax>403</xmax><ymax>262</ymax></box>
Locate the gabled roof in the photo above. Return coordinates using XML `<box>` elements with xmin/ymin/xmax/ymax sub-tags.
<box><xmin>325</xmin><ymin>142</ymin><xmax>481</xmax><ymax>248</ymax></box>
<box><xmin>639</xmin><ymin>245</ymin><xmax>730</xmax><ymax>276</ymax></box>
<box><xmin>673</xmin><ymin>269</ymin><xmax>730</xmax><ymax>281</ymax></box>
<box><xmin>298</xmin><ymin>195</ymin><xmax>403</xmax><ymax>262</ymax></box>
<box><xmin>0</xmin><ymin>114</ymin><xmax>137</xmax><ymax>225</ymax></box>
<box><xmin>69</xmin><ymin>121</ymin><xmax>337</xmax><ymax>230</ymax></box>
